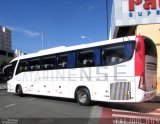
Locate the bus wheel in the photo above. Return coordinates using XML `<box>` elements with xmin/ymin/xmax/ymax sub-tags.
<box><xmin>76</xmin><ymin>88</ymin><xmax>91</xmax><ymax>106</ymax></box>
<box><xmin>16</xmin><ymin>85</ymin><xmax>23</xmax><ymax>97</ymax></box>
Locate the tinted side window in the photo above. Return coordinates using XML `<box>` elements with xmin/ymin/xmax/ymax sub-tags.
<box><xmin>77</xmin><ymin>50</ymin><xmax>95</xmax><ymax>67</ymax></box>
<box><xmin>102</xmin><ymin>41</ymin><xmax>135</xmax><ymax>66</ymax></box>
<box><xmin>9</xmin><ymin>61</ymin><xmax>18</xmax><ymax>76</ymax></box>
<box><xmin>58</xmin><ymin>54</ymin><xmax>68</xmax><ymax>69</ymax></box>
<box><xmin>28</xmin><ymin>58</ymin><xmax>40</xmax><ymax>71</ymax></box>
<box><xmin>3</xmin><ymin>65</ymin><xmax>14</xmax><ymax>81</ymax></box>
<box><xmin>16</xmin><ymin>60</ymin><xmax>28</xmax><ymax>74</ymax></box>
<box><xmin>41</xmin><ymin>56</ymin><xmax>56</xmax><ymax>70</ymax></box>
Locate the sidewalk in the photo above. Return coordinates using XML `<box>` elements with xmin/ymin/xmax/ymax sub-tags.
<box><xmin>0</xmin><ymin>83</ymin><xmax>7</xmax><ymax>90</ymax></box>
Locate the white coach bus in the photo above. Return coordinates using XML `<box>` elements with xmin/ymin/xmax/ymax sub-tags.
<box><xmin>6</xmin><ymin>35</ymin><xmax>157</xmax><ymax>105</ymax></box>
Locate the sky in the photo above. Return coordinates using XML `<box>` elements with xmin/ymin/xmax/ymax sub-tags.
<box><xmin>0</xmin><ymin>0</ymin><xmax>112</xmax><ymax>53</ymax></box>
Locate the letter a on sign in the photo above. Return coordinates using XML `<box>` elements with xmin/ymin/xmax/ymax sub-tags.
<box><xmin>143</xmin><ymin>0</ymin><xmax>156</xmax><ymax>10</ymax></box>
<box><xmin>129</xmin><ymin>0</ymin><xmax>142</xmax><ymax>11</ymax></box>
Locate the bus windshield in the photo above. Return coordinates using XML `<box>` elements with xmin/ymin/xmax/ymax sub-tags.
<box><xmin>3</xmin><ymin>61</ymin><xmax>17</xmax><ymax>82</ymax></box>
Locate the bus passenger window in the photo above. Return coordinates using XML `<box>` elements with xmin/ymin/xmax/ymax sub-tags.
<box><xmin>102</xmin><ymin>41</ymin><xmax>135</xmax><ymax>66</ymax></box>
<box><xmin>28</xmin><ymin>58</ymin><xmax>40</xmax><ymax>71</ymax></box>
<box><xmin>41</xmin><ymin>56</ymin><xmax>56</xmax><ymax>70</ymax></box>
<box><xmin>58</xmin><ymin>54</ymin><xmax>68</xmax><ymax>69</ymax></box>
<box><xmin>103</xmin><ymin>47</ymin><xmax>125</xmax><ymax>65</ymax></box>
<box><xmin>77</xmin><ymin>50</ymin><xmax>95</xmax><ymax>67</ymax></box>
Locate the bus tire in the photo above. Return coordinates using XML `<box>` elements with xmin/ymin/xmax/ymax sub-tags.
<box><xmin>16</xmin><ymin>85</ymin><xmax>23</xmax><ymax>97</ymax></box>
<box><xmin>76</xmin><ymin>88</ymin><xmax>91</xmax><ymax>106</ymax></box>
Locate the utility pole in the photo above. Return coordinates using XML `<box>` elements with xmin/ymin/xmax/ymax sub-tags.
<box><xmin>41</xmin><ymin>33</ymin><xmax>46</xmax><ymax>49</ymax></box>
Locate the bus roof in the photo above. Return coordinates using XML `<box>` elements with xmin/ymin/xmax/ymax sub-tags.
<box><xmin>11</xmin><ymin>36</ymin><xmax>136</xmax><ymax>62</ymax></box>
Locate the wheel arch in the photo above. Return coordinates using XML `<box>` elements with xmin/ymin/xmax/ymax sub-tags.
<box><xmin>74</xmin><ymin>86</ymin><xmax>91</xmax><ymax>99</ymax></box>
<box><xmin>15</xmin><ymin>84</ymin><xmax>21</xmax><ymax>93</ymax></box>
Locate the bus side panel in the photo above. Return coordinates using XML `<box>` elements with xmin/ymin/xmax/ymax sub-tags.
<box><xmin>92</xmin><ymin>59</ymin><xmax>136</xmax><ymax>103</ymax></box>
<box><xmin>108</xmin><ymin>60</ymin><xmax>136</xmax><ymax>103</ymax></box>
<box><xmin>68</xmin><ymin>68</ymin><xmax>93</xmax><ymax>99</ymax></box>
<box><xmin>135</xmin><ymin>76</ymin><xmax>156</xmax><ymax>102</ymax></box>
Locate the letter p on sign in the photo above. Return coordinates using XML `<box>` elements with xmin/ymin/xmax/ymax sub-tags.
<box><xmin>129</xmin><ymin>0</ymin><xmax>142</xmax><ymax>11</ymax></box>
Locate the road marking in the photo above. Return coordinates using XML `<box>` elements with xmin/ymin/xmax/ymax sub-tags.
<box><xmin>112</xmin><ymin>109</ymin><xmax>138</xmax><ymax>113</ymax></box>
<box><xmin>113</xmin><ymin>109</ymin><xmax>160</xmax><ymax>115</ymax></box>
<box><xmin>149</xmin><ymin>112</ymin><xmax>160</xmax><ymax>115</ymax></box>
<box><xmin>5</xmin><ymin>104</ymin><xmax>15</xmax><ymax>108</ymax></box>
<box><xmin>112</xmin><ymin>114</ymin><xmax>159</xmax><ymax>119</ymax></box>
<box><xmin>100</xmin><ymin>108</ymin><xmax>160</xmax><ymax>124</ymax></box>
<box><xmin>112</xmin><ymin>109</ymin><xmax>160</xmax><ymax>118</ymax></box>
<box><xmin>112</xmin><ymin>117</ymin><xmax>159</xmax><ymax>124</ymax></box>
<box><xmin>28</xmin><ymin>98</ymin><xmax>35</xmax><ymax>101</ymax></box>
<box><xmin>0</xmin><ymin>92</ymin><xmax>9</xmax><ymax>95</ymax></box>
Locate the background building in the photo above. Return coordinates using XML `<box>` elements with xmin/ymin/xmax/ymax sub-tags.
<box><xmin>14</xmin><ymin>49</ymin><xmax>26</xmax><ymax>57</ymax></box>
<box><xmin>110</xmin><ymin>0</ymin><xmax>160</xmax><ymax>94</ymax></box>
<box><xmin>0</xmin><ymin>26</ymin><xmax>12</xmax><ymax>51</ymax></box>
<box><xmin>0</xmin><ymin>26</ymin><xmax>14</xmax><ymax>69</ymax></box>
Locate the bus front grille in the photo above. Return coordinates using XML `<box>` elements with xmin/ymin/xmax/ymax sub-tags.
<box><xmin>110</xmin><ymin>82</ymin><xmax>131</xmax><ymax>100</ymax></box>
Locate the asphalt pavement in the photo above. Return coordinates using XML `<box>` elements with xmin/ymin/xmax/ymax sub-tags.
<box><xmin>0</xmin><ymin>90</ymin><xmax>102</xmax><ymax>124</ymax></box>
<box><xmin>0</xmin><ymin>90</ymin><xmax>159</xmax><ymax>124</ymax></box>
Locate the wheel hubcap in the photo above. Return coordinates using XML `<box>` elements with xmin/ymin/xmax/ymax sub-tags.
<box><xmin>17</xmin><ymin>88</ymin><xmax>20</xmax><ymax>93</ymax></box>
<box><xmin>78</xmin><ymin>91</ymin><xmax>87</xmax><ymax>103</ymax></box>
